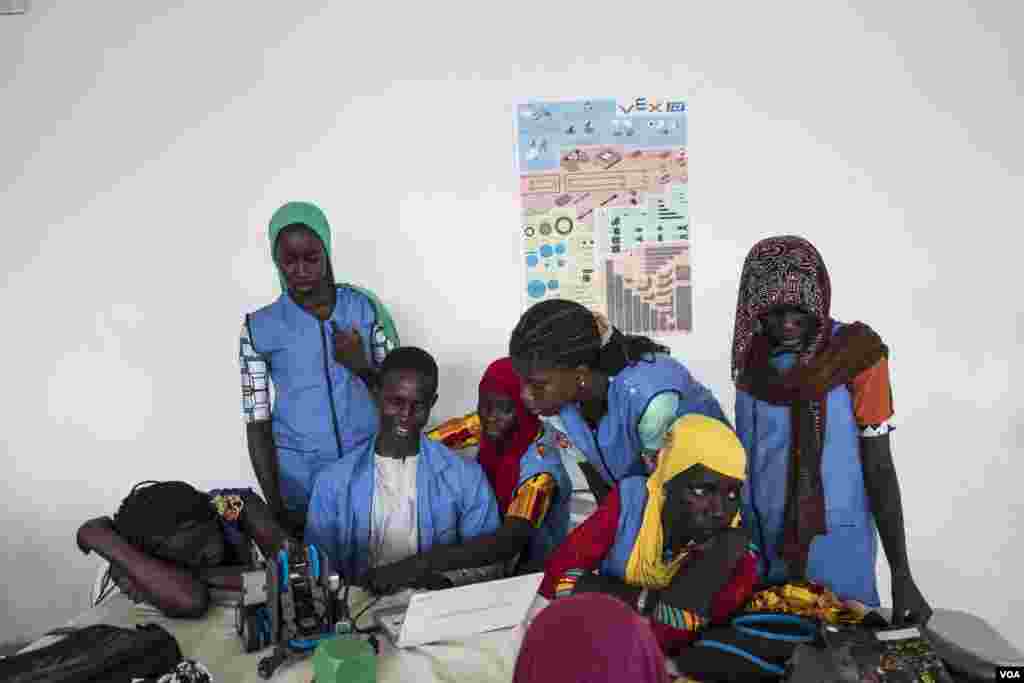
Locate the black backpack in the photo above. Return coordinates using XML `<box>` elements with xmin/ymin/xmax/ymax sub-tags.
<box><xmin>0</xmin><ymin>623</ymin><xmax>182</xmax><ymax>682</ymax></box>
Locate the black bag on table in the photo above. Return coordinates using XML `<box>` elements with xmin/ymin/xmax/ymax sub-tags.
<box><xmin>0</xmin><ymin>623</ymin><xmax>182</xmax><ymax>683</ymax></box>
<box><xmin>673</xmin><ymin>613</ymin><xmax>819</xmax><ymax>682</ymax></box>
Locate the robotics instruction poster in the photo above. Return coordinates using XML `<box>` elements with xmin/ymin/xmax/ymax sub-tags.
<box><xmin>515</xmin><ymin>97</ymin><xmax>692</xmax><ymax>335</ymax></box>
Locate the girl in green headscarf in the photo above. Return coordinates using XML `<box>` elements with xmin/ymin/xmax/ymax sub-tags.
<box><xmin>240</xmin><ymin>202</ymin><xmax>400</xmax><ymax>533</ymax></box>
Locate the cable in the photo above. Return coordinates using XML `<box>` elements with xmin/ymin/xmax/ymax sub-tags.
<box><xmin>732</xmin><ymin>614</ymin><xmax>816</xmax><ymax>643</ymax></box>
<box><xmin>693</xmin><ymin>639</ymin><xmax>785</xmax><ymax>675</ymax></box>
<box><xmin>94</xmin><ymin>566</ymin><xmax>117</xmax><ymax>606</ymax></box>
<box><xmin>352</xmin><ymin>595</ymin><xmax>383</xmax><ymax>634</ymax></box>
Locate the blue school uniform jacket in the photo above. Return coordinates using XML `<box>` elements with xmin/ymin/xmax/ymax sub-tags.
<box><xmin>246</xmin><ymin>285</ymin><xmax>381</xmax><ymax>513</ymax></box>
<box><xmin>304</xmin><ymin>434</ymin><xmax>500</xmax><ymax>580</ymax></box>
<box><xmin>557</xmin><ymin>354</ymin><xmax>728</xmax><ymax>485</ymax></box>
<box><xmin>735</xmin><ymin>322</ymin><xmax>880</xmax><ymax>606</ymax></box>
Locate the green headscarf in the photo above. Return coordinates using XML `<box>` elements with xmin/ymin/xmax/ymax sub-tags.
<box><xmin>269</xmin><ymin>201</ymin><xmax>334</xmax><ymax>293</ymax></box>
<box><xmin>267</xmin><ymin>201</ymin><xmax>400</xmax><ymax>349</ymax></box>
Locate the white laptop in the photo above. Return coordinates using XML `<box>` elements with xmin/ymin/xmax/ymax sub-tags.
<box><xmin>374</xmin><ymin>572</ymin><xmax>543</xmax><ymax>648</ymax></box>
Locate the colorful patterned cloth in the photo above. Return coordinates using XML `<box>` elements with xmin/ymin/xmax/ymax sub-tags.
<box><xmin>742</xmin><ymin>580</ymin><xmax>868</xmax><ymax>625</ymax></box>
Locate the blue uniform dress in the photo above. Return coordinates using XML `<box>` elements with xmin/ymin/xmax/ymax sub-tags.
<box><xmin>244</xmin><ymin>285</ymin><xmax>385</xmax><ymax>515</ymax></box>
<box><xmin>304</xmin><ymin>434</ymin><xmax>500</xmax><ymax>580</ymax></box>
<box><xmin>556</xmin><ymin>354</ymin><xmax>729</xmax><ymax>485</ymax></box>
<box><xmin>736</xmin><ymin>322</ymin><xmax>882</xmax><ymax>606</ymax></box>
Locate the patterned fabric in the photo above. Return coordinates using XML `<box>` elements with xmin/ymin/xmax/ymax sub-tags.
<box><xmin>742</xmin><ymin>580</ymin><xmax>868</xmax><ymax>625</ymax></box>
<box><xmin>860</xmin><ymin>422</ymin><xmax>892</xmax><ymax>437</ymax></box>
<box><xmin>156</xmin><ymin>659</ymin><xmax>213</xmax><ymax>683</ymax></box>
<box><xmin>208</xmin><ymin>487</ymin><xmax>256</xmax><ymax>564</ymax></box>
<box><xmin>653</xmin><ymin>602</ymin><xmax>707</xmax><ymax>632</ymax></box>
<box><xmin>506</xmin><ymin>473</ymin><xmax>555</xmax><ymax>528</ymax></box>
<box><xmin>210</xmin><ymin>493</ymin><xmax>244</xmax><ymax>523</ymax></box>
<box><xmin>540</xmin><ymin>487</ymin><xmax>623</xmax><ymax>599</ymax></box>
<box><xmin>239</xmin><ymin>323</ymin><xmax>270</xmax><ymax>423</ymax></box>
<box><xmin>369</xmin><ymin>320</ymin><xmax>393</xmax><ymax>366</ymax></box>
<box><xmin>555</xmin><ymin>568</ymin><xmax>585</xmax><ymax>598</ymax></box>
<box><xmin>731</xmin><ymin>236</ymin><xmax>832</xmax><ymax>381</ymax></box>
<box><xmin>427</xmin><ymin>412</ymin><xmax>482</xmax><ymax>449</ymax></box>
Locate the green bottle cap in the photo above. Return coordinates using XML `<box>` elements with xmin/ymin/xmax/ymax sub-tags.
<box><xmin>312</xmin><ymin>635</ymin><xmax>376</xmax><ymax>683</ymax></box>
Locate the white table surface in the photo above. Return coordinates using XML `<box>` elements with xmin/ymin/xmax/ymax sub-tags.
<box><xmin>23</xmin><ymin>590</ymin><xmax>528</xmax><ymax>683</ymax></box>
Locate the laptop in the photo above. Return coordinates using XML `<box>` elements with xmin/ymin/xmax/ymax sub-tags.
<box><xmin>374</xmin><ymin>572</ymin><xmax>543</xmax><ymax>648</ymax></box>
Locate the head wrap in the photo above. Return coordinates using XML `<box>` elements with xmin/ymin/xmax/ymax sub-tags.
<box><xmin>476</xmin><ymin>358</ymin><xmax>541</xmax><ymax>515</ymax></box>
<box><xmin>268</xmin><ymin>201</ymin><xmax>335</xmax><ymax>294</ymax></box>
<box><xmin>731</xmin><ymin>235</ymin><xmax>831</xmax><ymax>380</ymax></box>
<box><xmin>625</xmin><ymin>414</ymin><xmax>746</xmax><ymax>589</ymax></box>
<box><xmin>267</xmin><ymin>201</ymin><xmax>401</xmax><ymax>352</ymax></box>
<box><xmin>731</xmin><ymin>236</ymin><xmax>886</xmax><ymax>576</ymax></box>
<box><xmin>513</xmin><ymin>592</ymin><xmax>670</xmax><ymax>683</ymax></box>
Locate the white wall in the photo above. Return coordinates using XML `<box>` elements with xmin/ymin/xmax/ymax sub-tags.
<box><xmin>2</xmin><ymin>0</ymin><xmax>1021</xmax><ymax>650</ymax></box>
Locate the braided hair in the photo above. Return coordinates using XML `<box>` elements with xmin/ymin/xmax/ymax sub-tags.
<box><xmin>113</xmin><ymin>481</ymin><xmax>218</xmax><ymax>559</ymax></box>
<box><xmin>509</xmin><ymin>300</ymin><xmax>668</xmax><ymax>375</ymax></box>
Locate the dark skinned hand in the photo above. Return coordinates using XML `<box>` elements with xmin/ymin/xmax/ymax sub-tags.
<box><xmin>332</xmin><ymin>322</ymin><xmax>369</xmax><ymax>374</ymax></box>
<box><xmin>658</xmin><ymin>526</ymin><xmax>749</xmax><ymax>612</ymax></box>
<box><xmin>891</xmin><ymin>572</ymin><xmax>933</xmax><ymax>626</ymax></box>
<box><xmin>360</xmin><ymin>557</ymin><xmax>429</xmax><ymax>595</ymax></box>
<box><xmin>77</xmin><ymin>516</ymin><xmax>114</xmax><ymax>554</ymax></box>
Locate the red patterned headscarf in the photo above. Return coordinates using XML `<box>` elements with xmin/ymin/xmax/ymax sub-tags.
<box><xmin>476</xmin><ymin>358</ymin><xmax>541</xmax><ymax>515</ymax></box>
<box><xmin>732</xmin><ymin>236</ymin><xmax>832</xmax><ymax>380</ymax></box>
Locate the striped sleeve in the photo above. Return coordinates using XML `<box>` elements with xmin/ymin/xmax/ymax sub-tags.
<box><xmin>538</xmin><ymin>487</ymin><xmax>621</xmax><ymax>599</ymax></box>
<box><xmin>506</xmin><ymin>474</ymin><xmax>556</xmax><ymax>528</ymax></box>
<box><xmin>240</xmin><ymin>321</ymin><xmax>271</xmax><ymax>423</ymax></box>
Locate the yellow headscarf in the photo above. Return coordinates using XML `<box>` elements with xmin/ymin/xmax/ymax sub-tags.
<box><xmin>624</xmin><ymin>414</ymin><xmax>747</xmax><ymax>589</ymax></box>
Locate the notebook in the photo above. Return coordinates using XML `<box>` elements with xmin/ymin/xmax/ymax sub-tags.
<box><xmin>374</xmin><ymin>572</ymin><xmax>543</xmax><ymax>648</ymax></box>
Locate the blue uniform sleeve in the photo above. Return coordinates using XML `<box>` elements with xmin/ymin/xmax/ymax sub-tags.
<box><xmin>305</xmin><ymin>473</ymin><xmax>343</xmax><ymax>576</ymax></box>
<box><xmin>350</xmin><ymin>291</ymin><xmax>394</xmax><ymax>369</ymax></box>
<box><xmin>681</xmin><ymin>380</ymin><xmax>731</xmax><ymax>429</ymax></box>
<box><xmin>457</xmin><ymin>461</ymin><xmax>500</xmax><ymax>541</ymax></box>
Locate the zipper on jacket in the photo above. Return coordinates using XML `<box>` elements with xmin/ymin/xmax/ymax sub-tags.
<box><xmin>320</xmin><ymin>321</ymin><xmax>345</xmax><ymax>456</ymax></box>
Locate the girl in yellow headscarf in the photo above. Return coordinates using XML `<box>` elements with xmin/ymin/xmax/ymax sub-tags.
<box><xmin>537</xmin><ymin>414</ymin><xmax>761</xmax><ymax>655</ymax></box>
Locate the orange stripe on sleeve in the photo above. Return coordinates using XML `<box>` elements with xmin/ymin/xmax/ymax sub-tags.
<box><xmin>507</xmin><ymin>474</ymin><xmax>555</xmax><ymax>528</ymax></box>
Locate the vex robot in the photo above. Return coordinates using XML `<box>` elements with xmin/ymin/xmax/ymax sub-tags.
<box><xmin>233</xmin><ymin>544</ymin><xmax>345</xmax><ymax>679</ymax></box>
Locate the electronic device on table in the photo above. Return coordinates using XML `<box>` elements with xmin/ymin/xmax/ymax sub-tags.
<box><xmin>374</xmin><ymin>572</ymin><xmax>543</xmax><ymax>648</ymax></box>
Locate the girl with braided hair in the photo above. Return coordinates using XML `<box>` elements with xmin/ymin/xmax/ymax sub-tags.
<box><xmin>76</xmin><ymin>482</ymin><xmax>291</xmax><ymax>617</ymax></box>
<box><xmin>509</xmin><ymin>299</ymin><xmax>728</xmax><ymax>500</ymax></box>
